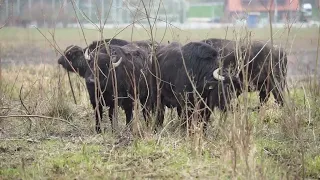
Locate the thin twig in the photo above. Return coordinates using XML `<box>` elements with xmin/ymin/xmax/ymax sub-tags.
<box><xmin>67</xmin><ymin>72</ymin><xmax>77</xmax><ymax>104</ymax></box>
<box><xmin>19</xmin><ymin>85</ymin><xmax>32</xmax><ymax>134</ymax></box>
<box><xmin>0</xmin><ymin>115</ymin><xmax>81</xmax><ymax>132</ymax></box>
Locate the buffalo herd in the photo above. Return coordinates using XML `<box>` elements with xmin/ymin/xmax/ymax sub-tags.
<box><xmin>57</xmin><ymin>37</ymin><xmax>288</xmax><ymax>134</ymax></box>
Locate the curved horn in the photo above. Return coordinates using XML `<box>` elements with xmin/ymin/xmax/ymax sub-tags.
<box><xmin>213</xmin><ymin>67</ymin><xmax>226</xmax><ymax>81</ymax></box>
<box><xmin>86</xmin><ymin>77</ymin><xmax>95</xmax><ymax>84</ymax></box>
<box><xmin>84</xmin><ymin>48</ymin><xmax>90</xmax><ymax>60</ymax></box>
<box><xmin>112</xmin><ymin>57</ymin><xmax>122</xmax><ymax>68</ymax></box>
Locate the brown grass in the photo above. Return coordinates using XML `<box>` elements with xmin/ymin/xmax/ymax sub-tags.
<box><xmin>1</xmin><ymin>15</ymin><xmax>320</xmax><ymax>179</ymax></box>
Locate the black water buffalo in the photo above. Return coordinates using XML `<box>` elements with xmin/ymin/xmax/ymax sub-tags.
<box><xmin>57</xmin><ymin>39</ymin><xmax>155</xmax><ymax>133</ymax></box>
<box><xmin>202</xmin><ymin>38</ymin><xmax>288</xmax><ymax>107</ymax></box>
<box><xmin>151</xmin><ymin>41</ymin><xmax>241</xmax><ymax>132</ymax></box>
<box><xmin>85</xmin><ymin>43</ymin><xmax>151</xmax><ymax>133</ymax></box>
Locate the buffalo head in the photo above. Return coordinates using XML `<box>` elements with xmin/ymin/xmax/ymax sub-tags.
<box><xmin>57</xmin><ymin>45</ymin><xmax>88</xmax><ymax>77</ymax></box>
<box><xmin>85</xmin><ymin>53</ymin><xmax>123</xmax><ymax>84</ymax></box>
<box><xmin>211</xmin><ymin>66</ymin><xmax>242</xmax><ymax>97</ymax></box>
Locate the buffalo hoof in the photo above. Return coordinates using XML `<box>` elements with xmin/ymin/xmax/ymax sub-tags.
<box><xmin>96</xmin><ymin>127</ymin><xmax>102</xmax><ymax>134</ymax></box>
<box><xmin>248</xmin><ymin>106</ymin><xmax>261</xmax><ymax>111</ymax></box>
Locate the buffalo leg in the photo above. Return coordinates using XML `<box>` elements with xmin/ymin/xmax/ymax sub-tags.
<box><xmin>154</xmin><ymin>104</ymin><xmax>165</xmax><ymax>133</ymax></box>
<box><xmin>177</xmin><ymin>106</ymin><xmax>182</xmax><ymax>118</ymax></box>
<box><xmin>123</xmin><ymin>102</ymin><xmax>133</xmax><ymax>126</ymax></box>
<box><xmin>87</xmin><ymin>84</ymin><xmax>103</xmax><ymax>134</ymax></box>
<box><xmin>92</xmin><ymin>104</ymin><xmax>103</xmax><ymax>134</ymax></box>
<box><xmin>108</xmin><ymin>106</ymin><xmax>114</xmax><ymax>133</ymax></box>
<box><xmin>140</xmin><ymin>95</ymin><xmax>152</xmax><ymax>127</ymax></box>
<box><xmin>142</xmin><ymin>108</ymin><xmax>148</xmax><ymax>125</ymax></box>
<box><xmin>96</xmin><ymin>104</ymin><xmax>103</xmax><ymax>133</ymax></box>
<box><xmin>203</xmin><ymin>96</ymin><xmax>214</xmax><ymax>134</ymax></box>
<box><xmin>142</xmin><ymin>107</ymin><xmax>152</xmax><ymax>127</ymax></box>
<box><xmin>272</xmin><ymin>91</ymin><xmax>284</xmax><ymax>106</ymax></box>
<box><xmin>271</xmin><ymin>83</ymin><xmax>285</xmax><ymax>106</ymax></box>
<box><xmin>259</xmin><ymin>88</ymin><xmax>270</xmax><ymax>107</ymax></box>
<box><xmin>201</xmin><ymin>106</ymin><xmax>211</xmax><ymax>135</ymax></box>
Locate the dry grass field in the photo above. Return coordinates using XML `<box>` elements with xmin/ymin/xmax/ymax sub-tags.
<box><xmin>1</xmin><ymin>25</ymin><xmax>320</xmax><ymax>179</ymax></box>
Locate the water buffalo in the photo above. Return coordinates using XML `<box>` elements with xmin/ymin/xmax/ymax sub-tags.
<box><xmin>85</xmin><ymin>43</ymin><xmax>151</xmax><ymax>133</ymax></box>
<box><xmin>57</xmin><ymin>39</ymin><xmax>156</xmax><ymax>133</ymax></box>
<box><xmin>151</xmin><ymin>41</ymin><xmax>241</xmax><ymax>133</ymax></box>
<box><xmin>202</xmin><ymin>38</ymin><xmax>288</xmax><ymax>107</ymax></box>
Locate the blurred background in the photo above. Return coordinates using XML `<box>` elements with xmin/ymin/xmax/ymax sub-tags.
<box><xmin>0</xmin><ymin>0</ymin><xmax>318</xmax><ymax>29</ymax></box>
<box><xmin>0</xmin><ymin>0</ymin><xmax>319</xmax><ymax>77</ymax></box>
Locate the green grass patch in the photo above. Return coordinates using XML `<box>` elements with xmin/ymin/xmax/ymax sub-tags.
<box><xmin>0</xmin><ymin>27</ymin><xmax>317</xmax><ymax>49</ymax></box>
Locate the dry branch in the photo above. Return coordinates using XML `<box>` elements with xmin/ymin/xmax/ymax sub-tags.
<box><xmin>67</xmin><ymin>72</ymin><xmax>77</xmax><ymax>104</ymax></box>
<box><xmin>0</xmin><ymin>114</ymin><xmax>81</xmax><ymax>132</ymax></box>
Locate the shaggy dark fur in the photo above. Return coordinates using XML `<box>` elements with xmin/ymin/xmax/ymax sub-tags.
<box><xmin>86</xmin><ymin>39</ymin><xmax>162</xmax><ymax>58</ymax></box>
<box><xmin>58</xmin><ymin>39</ymin><xmax>155</xmax><ymax>133</ymax></box>
<box><xmin>85</xmin><ymin>43</ymin><xmax>151</xmax><ymax>133</ymax></box>
<box><xmin>151</xmin><ymin>41</ymin><xmax>241</xmax><ymax>132</ymax></box>
<box><xmin>202</xmin><ymin>38</ymin><xmax>288</xmax><ymax>107</ymax></box>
